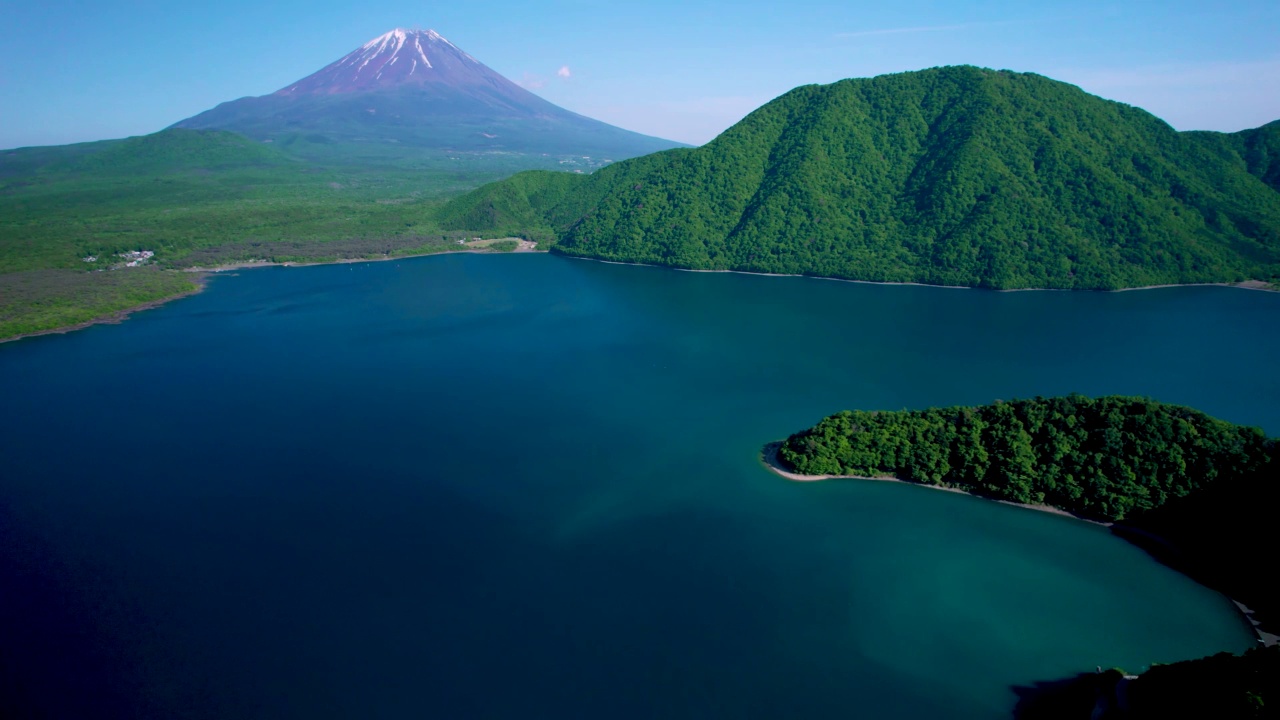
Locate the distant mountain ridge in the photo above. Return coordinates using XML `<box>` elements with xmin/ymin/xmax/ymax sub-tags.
<box><xmin>174</xmin><ymin>28</ymin><xmax>683</xmax><ymax>161</ymax></box>
<box><xmin>438</xmin><ymin>66</ymin><xmax>1280</xmax><ymax>290</ymax></box>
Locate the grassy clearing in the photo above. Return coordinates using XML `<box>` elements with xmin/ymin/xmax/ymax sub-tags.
<box><xmin>0</xmin><ymin>267</ymin><xmax>201</xmax><ymax>340</ymax></box>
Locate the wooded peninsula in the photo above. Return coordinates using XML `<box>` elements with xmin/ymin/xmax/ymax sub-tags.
<box><xmin>775</xmin><ymin>394</ymin><xmax>1279</xmax><ymax>663</ymax></box>
<box><xmin>776</xmin><ymin>394</ymin><xmax>1273</xmax><ymax>522</ymax></box>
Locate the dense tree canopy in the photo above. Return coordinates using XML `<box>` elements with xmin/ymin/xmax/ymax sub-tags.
<box><xmin>438</xmin><ymin>66</ymin><xmax>1280</xmax><ymax>289</ymax></box>
<box><xmin>1191</xmin><ymin>119</ymin><xmax>1280</xmax><ymax>193</ymax></box>
<box><xmin>776</xmin><ymin>395</ymin><xmax>1274</xmax><ymax>522</ymax></box>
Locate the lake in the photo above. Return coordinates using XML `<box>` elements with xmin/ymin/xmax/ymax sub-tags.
<box><xmin>2</xmin><ymin>253</ymin><xmax>1275</xmax><ymax>719</ymax></box>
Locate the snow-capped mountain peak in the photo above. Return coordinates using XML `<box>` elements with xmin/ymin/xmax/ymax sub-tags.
<box><xmin>174</xmin><ymin>27</ymin><xmax>685</xmax><ymax>159</ymax></box>
<box><xmin>276</xmin><ymin>28</ymin><xmax>484</xmax><ymax>96</ymax></box>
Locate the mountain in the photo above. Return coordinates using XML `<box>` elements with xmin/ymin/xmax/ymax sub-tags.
<box><xmin>0</xmin><ymin>128</ymin><xmax>291</xmax><ymax>182</ymax></box>
<box><xmin>174</xmin><ymin>28</ymin><xmax>683</xmax><ymax>163</ymax></box>
<box><xmin>1190</xmin><ymin>119</ymin><xmax>1280</xmax><ymax>192</ymax></box>
<box><xmin>438</xmin><ymin>66</ymin><xmax>1280</xmax><ymax>290</ymax></box>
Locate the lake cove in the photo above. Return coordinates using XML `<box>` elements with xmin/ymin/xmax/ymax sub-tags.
<box><xmin>2</xmin><ymin>252</ymin><xmax>1275</xmax><ymax>719</ymax></box>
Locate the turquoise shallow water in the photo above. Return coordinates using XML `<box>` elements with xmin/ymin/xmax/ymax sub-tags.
<box><xmin>1</xmin><ymin>253</ymin><xmax>1275</xmax><ymax>718</ymax></box>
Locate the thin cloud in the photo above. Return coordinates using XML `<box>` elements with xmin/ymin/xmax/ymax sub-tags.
<box><xmin>835</xmin><ymin>19</ymin><xmax>1024</xmax><ymax>39</ymax></box>
<box><xmin>517</xmin><ymin>72</ymin><xmax>546</xmax><ymax>89</ymax></box>
<box><xmin>557</xmin><ymin>66</ymin><xmax>571</xmax><ymax>79</ymax></box>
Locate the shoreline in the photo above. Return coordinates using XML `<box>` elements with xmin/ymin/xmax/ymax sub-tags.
<box><xmin>562</xmin><ymin>255</ymin><xmax>1277</xmax><ymax>294</ymax></box>
<box><xmin>759</xmin><ymin>442</ymin><xmax>1109</xmax><ymax>525</ymax></box>
<box><xmin>1233</xmin><ymin>601</ymin><xmax>1280</xmax><ymax>648</ymax></box>
<box><xmin>184</xmin><ymin>240</ymin><xmax>541</xmax><ymax>274</ymax></box>
<box><xmin>0</xmin><ymin>274</ymin><xmax>209</xmax><ymax>345</ymax></box>
<box><xmin>6</xmin><ymin>250</ymin><xmax>1274</xmax><ymax>343</ymax></box>
<box><xmin>1</xmin><ymin>245</ymin><xmax>542</xmax><ymax>344</ymax></box>
<box><xmin>761</xmin><ymin>441</ymin><xmax>1276</xmax><ymax>647</ymax></box>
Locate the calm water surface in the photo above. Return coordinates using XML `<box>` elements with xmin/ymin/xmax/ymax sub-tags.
<box><xmin>2</xmin><ymin>254</ymin><xmax>1276</xmax><ymax>719</ymax></box>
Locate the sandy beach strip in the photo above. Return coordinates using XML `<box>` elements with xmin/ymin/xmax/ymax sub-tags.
<box><xmin>184</xmin><ymin>240</ymin><xmax>541</xmax><ymax>273</ymax></box>
<box><xmin>564</xmin><ymin>255</ymin><xmax>1276</xmax><ymax>293</ymax></box>
<box><xmin>759</xmin><ymin>442</ymin><xmax>1109</xmax><ymax>526</ymax></box>
<box><xmin>761</xmin><ymin>441</ymin><xmax>1280</xmax><ymax>646</ymax></box>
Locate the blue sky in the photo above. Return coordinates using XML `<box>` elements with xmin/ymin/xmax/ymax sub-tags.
<box><xmin>1</xmin><ymin>0</ymin><xmax>1278</xmax><ymax>149</ymax></box>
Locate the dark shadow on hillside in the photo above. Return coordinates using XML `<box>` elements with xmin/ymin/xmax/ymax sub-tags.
<box><xmin>1010</xmin><ymin>671</ymin><xmax>1119</xmax><ymax>720</ymax></box>
<box><xmin>1110</xmin><ymin>459</ymin><xmax>1279</xmax><ymax>644</ymax></box>
<box><xmin>1013</xmin><ymin>647</ymin><xmax>1279</xmax><ymax>719</ymax></box>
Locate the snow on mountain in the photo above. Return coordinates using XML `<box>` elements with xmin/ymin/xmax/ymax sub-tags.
<box><xmin>173</xmin><ymin>28</ymin><xmax>685</xmax><ymax>159</ymax></box>
<box><xmin>276</xmin><ymin>29</ymin><xmax>501</xmax><ymax>95</ymax></box>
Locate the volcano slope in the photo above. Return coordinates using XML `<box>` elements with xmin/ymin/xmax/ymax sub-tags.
<box><xmin>174</xmin><ymin>28</ymin><xmax>681</xmax><ymax>165</ymax></box>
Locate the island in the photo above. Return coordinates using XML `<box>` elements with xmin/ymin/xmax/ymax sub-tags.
<box><xmin>771</xmin><ymin>394</ymin><xmax>1273</xmax><ymax>522</ymax></box>
<box><xmin>772</xmin><ymin>394</ymin><xmax>1279</xmax><ymax>715</ymax></box>
<box><xmin>769</xmin><ymin>394</ymin><xmax>1279</xmax><ymax>647</ymax></box>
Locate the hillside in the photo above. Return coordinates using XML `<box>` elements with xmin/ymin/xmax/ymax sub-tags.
<box><xmin>432</xmin><ymin>168</ymin><xmax>589</xmax><ymax>243</ymax></box>
<box><xmin>1</xmin><ymin>128</ymin><xmax>294</xmax><ymax>180</ymax></box>
<box><xmin>439</xmin><ymin>66</ymin><xmax>1280</xmax><ymax>289</ymax></box>
<box><xmin>1119</xmin><ymin>441</ymin><xmax>1280</xmax><ymax>632</ymax></box>
<box><xmin>1190</xmin><ymin>120</ymin><xmax>1280</xmax><ymax>193</ymax></box>
<box><xmin>0</xmin><ymin>127</ymin><xmax>452</xmax><ymax>272</ymax></box>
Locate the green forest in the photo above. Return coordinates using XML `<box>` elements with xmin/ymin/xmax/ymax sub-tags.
<box><xmin>778</xmin><ymin>391</ymin><xmax>1280</xmax><ymax>663</ymax></box>
<box><xmin>441</xmin><ymin>66</ymin><xmax>1280</xmax><ymax>290</ymax></box>
<box><xmin>776</xmin><ymin>395</ymin><xmax>1274</xmax><ymax>523</ymax></box>
<box><xmin>0</xmin><ymin>128</ymin><xmax>551</xmax><ymax>338</ymax></box>
<box><xmin>6</xmin><ymin>67</ymin><xmax>1280</xmax><ymax>339</ymax></box>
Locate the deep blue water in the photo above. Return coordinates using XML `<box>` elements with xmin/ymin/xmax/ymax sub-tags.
<box><xmin>2</xmin><ymin>253</ymin><xmax>1276</xmax><ymax>719</ymax></box>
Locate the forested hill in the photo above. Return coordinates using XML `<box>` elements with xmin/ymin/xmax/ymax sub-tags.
<box><xmin>775</xmin><ymin>395</ymin><xmax>1274</xmax><ymax>523</ymax></box>
<box><xmin>437</xmin><ymin>66</ymin><xmax>1280</xmax><ymax>290</ymax></box>
<box><xmin>1190</xmin><ymin>119</ymin><xmax>1280</xmax><ymax>193</ymax></box>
